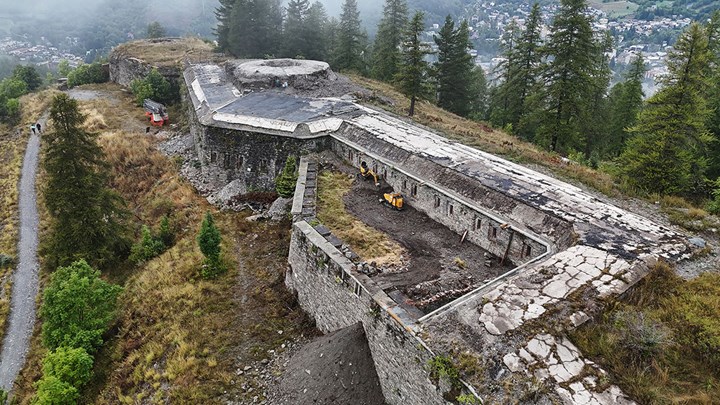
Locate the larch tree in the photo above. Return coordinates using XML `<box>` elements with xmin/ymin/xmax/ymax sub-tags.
<box><xmin>43</xmin><ymin>94</ymin><xmax>129</xmax><ymax>268</ymax></box>
<box><xmin>396</xmin><ymin>11</ymin><xmax>432</xmax><ymax>117</ymax></box>
<box><xmin>371</xmin><ymin>0</ymin><xmax>408</xmax><ymax>82</ymax></box>
<box><xmin>536</xmin><ymin>0</ymin><xmax>598</xmax><ymax>153</ymax></box>
<box><xmin>332</xmin><ymin>0</ymin><xmax>368</xmax><ymax>73</ymax></box>
<box><xmin>618</xmin><ymin>23</ymin><xmax>713</xmax><ymax>196</ymax></box>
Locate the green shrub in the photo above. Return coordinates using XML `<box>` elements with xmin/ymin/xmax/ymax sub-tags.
<box><xmin>707</xmin><ymin>180</ymin><xmax>720</xmax><ymax>215</ymax></box>
<box><xmin>613</xmin><ymin>310</ymin><xmax>672</xmax><ymax>364</ymax></box>
<box><xmin>32</xmin><ymin>376</ymin><xmax>78</xmax><ymax>405</ymax></box>
<box><xmin>129</xmin><ymin>225</ymin><xmax>166</xmax><ymax>264</ymax></box>
<box><xmin>42</xmin><ymin>346</ymin><xmax>93</xmax><ymax>388</ymax></box>
<box><xmin>0</xmin><ymin>253</ymin><xmax>14</xmax><ymax>268</ymax></box>
<box><xmin>428</xmin><ymin>355</ymin><xmax>460</xmax><ymax>387</ymax></box>
<box><xmin>66</xmin><ymin>62</ymin><xmax>108</xmax><ymax>88</ymax></box>
<box><xmin>275</xmin><ymin>156</ymin><xmax>298</xmax><ymax>198</ymax></box>
<box><xmin>158</xmin><ymin>215</ymin><xmax>174</xmax><ymax>247</ymax></box>
<box><xmin>130</xmin><ymin>68</ymin><xmax>177</xmax><ymax>106</ymax></box>
<box><xmin>40</xmin><ymin>260</ymin><xmax>123</xmax><ymax>353</ymax></box>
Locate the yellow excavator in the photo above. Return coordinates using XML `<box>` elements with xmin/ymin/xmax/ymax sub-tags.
<box><xmin>359</xmin><ymin>161</ymin><xmax>404</xmax><ymax>210</ymax></box>
<box><xmin>359</xmin><ymin>161</ymin><xmax>380</xmax><ymax>186</ymax></box>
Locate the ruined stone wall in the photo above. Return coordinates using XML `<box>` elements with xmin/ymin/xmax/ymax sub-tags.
<box><xmin>331</xmin><ymin>139</ymin><xmax>549</xmax><ymax>267</ymax></box>
<box><xmin>109</xmin><ymin>52</ymin><xmax>180</xmax><ymax>87</ymax></box>
<box><xmin>186</xmin><ymin>104</ymin><xmax>328</xmax><ymax>193</ymax></box>
<box><xmin>286</xmin><ymin>221</ymin><xmax>452</xmax><ymax>405</ymax></box>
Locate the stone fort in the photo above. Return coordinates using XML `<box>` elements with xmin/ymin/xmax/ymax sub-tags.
<box><xmin>111</xmin><ymin>46</ymin><xmax>690</xmax><ymax>404</ymax></box>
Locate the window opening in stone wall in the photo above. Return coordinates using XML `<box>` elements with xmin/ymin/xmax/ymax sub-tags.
<box><xmin>523</xmin><ymin>244</ymin><xmax>532</xmax><ymax>258</ymax></box>
<box><xmin>236</xmin><ymin>156</ymin><xmax>244</xmax><ymax>169</ymax></box>
<box><xmin>474</xmin><ymin>217</ymin><xmax>481</xmax><ymax>231</ymax></box>
<box><xmin>210</xmin><ymin>151</ymin><xmax>217</xmax><ymax>163</ymax></box>
<box><xmin>259</xmin><ymin>159</ymin><xmax>268</xmax><ymax>171</ymax></box>
<box><xmin>372</xmin><ymin>164</ymin><xmax>377</xmax><ymax>173</ymax></box>
<box><xmin>402</xmin><ymin>180</ymin><xmax>407</xmax><ymax>190</ymax></box>
<box><xmin>448</xmin><ymin>204</ymin><xmax>454</xmax><ymax>216</ymax></box>
<box><xmin>489</xmin><ymin>226</ymin><xmax>497</xmax><ymax>240</ymax></box>
<box><xmin>382</xmin><ymin>168</ymin><xmax>387</xmax><ymax>179</ymax></box>
<box><xmin>354</xmin><ymin>282</ymin><xmax>362</xmax><ymax>297</ymax></box>
<box><xmin>434</xmin><ymin>196</ymin><xmax>441</xmax><ymax>208</ymax></box>
<box><xmin>348</xmin><ymin>150</ymin><xmax>353</xmax><ymax>161</ymax></box>
<box><xmin>411</xmin><ymin>184</ymin><xmax>417</xmax><ymax>197</ymax></box>
<box><xmin>224</xmin><ymin>154</ymin><xmax>231</xmax><ymax>169</ymax></box>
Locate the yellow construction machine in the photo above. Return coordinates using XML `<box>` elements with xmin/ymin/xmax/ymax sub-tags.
<box><xmin>381</xmin><ymin>192</ymin><xmax>404</xmax><ymax>210</ymax></box>
<box><xmin>359</xmin><ymin>161</ymin><xmax>380</xmax><ymax>186</ymax></box>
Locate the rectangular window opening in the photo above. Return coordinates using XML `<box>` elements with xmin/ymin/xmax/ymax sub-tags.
<box><xmin>434</xmin><ymin>196</ymin><xmax>441</xmax><ymax>208</ymax></box>
<box><xmin>411</xmin><ymin>184</ymin><xmax>417</xmax><ymax>197</ymax></box>
<box><xmin>489</xmin><ymin>226</ymin><xmax>497</xmax><ymax>240</ymax></box>
<box><xmin>474</xmin><ymin>217</ymin><xmax>481</xmax><ymax>231</ymax></box>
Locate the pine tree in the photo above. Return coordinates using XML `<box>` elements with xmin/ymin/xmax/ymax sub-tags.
<box><xmin>396</xmin><ymin>11</ymin><xmax>432</xmax><ymax>117</ymax></box>
<box><xmin>197</xmin><ymin>212</ymin><xmax>225</xmax><ymax>278</ymax></box>
<box><xmin>618</xmin><ymin>23</ymin><xmax>713</xmax><ymax>196</ymax></box>
<box><xmin>284</xmin><ymin>0</ymin><xmax>311</xmax><ymax>58</ymax></box>
<box><xmin>579</xmin><ymin>31</ymin><xmax>613</xmax><ymax>160</ymax></box>
<box><xmin>469</xmin><ymin>66</ymin><xmax>488</xmax><ymax>119</ymax></box>
<box><xmin>225</xmin><ymin>0</ymin><xmax>283</xmax><ymax>58</ymax></box>
<box><xmin>303</xmin><ymin>2</ymin><xmax>330</xmax><ymax>61</ymax></box>
<box><xmin>275</xmin><ymin>156</ymin><xmax>298</xmax><ymax>198</ymax></box>
<box><xmin>371</xmin><ymin>0</ymin><xmax>408</xmax><ymax>81</ymax></box>
<box><xmin>605</xmin><ymin>54</ymin><xmax>645</xmax><ymax>157</ymax></box>
<box><xmin>703</xmin><ymin>11</ymin><xmax>720</xmax><ymax>178</ymax></box>
<box><xmin>332</xmin><ymin>0</ymin><xmax>368</xmax><ymax>73</ymax></box>
<box><xmin>43</xmin><ymin>94</ymin><xmax>129</xmax><ymax>268</ymax></box>
<box><xmin>435</xmin><ymin>18</ymin><xmax>476</xmax><ymax>117</ymax></box>
<box><xmin>214</xmin><ymin>0</ymin><xmax>235</xmax><ymax>51</ymax></box>
<box><xmin>536</xmin><ymin>0</ymin><xmax>598</xmax><ymax>153</ymax></box>
<box><xmin>489</xmin><ymin>4</ymin><xmax>543</xmax><ymax>134</ymax></box>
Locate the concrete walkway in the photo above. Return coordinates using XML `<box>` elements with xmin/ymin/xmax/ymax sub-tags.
<box><xmin>0</xmin><ymin>116</ymin><xmax>45</xmax><ymax>392</ymax></box>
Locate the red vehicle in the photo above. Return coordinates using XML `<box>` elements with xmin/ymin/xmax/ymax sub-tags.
<box><xmin>143</xmin><ymin>99</ymin><xmax>169</xmax><ymax>127</ymax></box>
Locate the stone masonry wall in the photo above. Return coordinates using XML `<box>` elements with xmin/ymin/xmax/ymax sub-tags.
<box><xmin>286</xmin><ymin>221</ymin><xmax>453</xmax><ymax>405</ymax></box>
<box><xmin>331</xmin><ymin>139</ymin><xmax>549</xmax><ymax>267</ymax></box>
<box><xmin>109</xmin><ymin>51</ymin><xmax>180</xmax><ymax>87</ymax></box>
<box><xmin>187</xmin><ymin>104</ymin><xmax>328</xmax><ymax>193</ymax></box>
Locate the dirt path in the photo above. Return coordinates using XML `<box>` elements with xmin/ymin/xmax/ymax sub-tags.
<box><xmin>0</xmin><ymin>116</ymin><xmax>45</xmax><ymax>392</ymax></box>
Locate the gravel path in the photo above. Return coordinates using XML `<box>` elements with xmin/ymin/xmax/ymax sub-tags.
<box><xmin>0</xmin><ymin>118</ymin><xmax>44</xmax><ymax>392</ymax></box>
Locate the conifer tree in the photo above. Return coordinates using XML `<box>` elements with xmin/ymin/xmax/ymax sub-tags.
<box><xmin>536</xmin><ymin>0</ymin><xmax>598</xmax><ymax>153</ymax></box>
<box><xmin>618</xmin><ymin>23</ymin><xmax>713</xmax><ymax>196</ymax></box>
<box><xmin>284</xmin><ymin>0</ymin><xmax>311</xmax><ymax>58</ymax></box>
<box><xmin>396</xmin><ymin>11</ymin><xmax>432</xmax><ymax>117</ymax></box>
<box><xmin>304</xmin><ymin>2</ymin><xmax>330</xmax><ymax>61</ymax></box>
<box><xmin>371</xmin><ymin>0</ymin><xmax>408</xmax><ymax>81</ymax></box>
<box><xmin>224</xmin><ymin>0</ymin><xmax>283</xmax><ymax>58</ymax></box>
<box><xmin>43</xmin><ymin>94</ymin><xmax>129</xmax><ymax>268</ymax></box>
<box><xmin>489</xmin><ymin>3</ymin><xmax>543</xmax><ymax>134</ymax></box>
<box><xmin>276</xmin><ymin>156</ymin><xmax>298</xmax><ymax>198</ymax></box>
<box><xmin>580</xmin><ymin>31</ymin><xmax>613</xmax><ymax>160</ymax></box>
<box><xmin>605</xmin><ymin>54</ymin><xmax>645</xmax><ymax>157</ymax></box>
<box><xmin>214</xmin><ymin>0</ymin><xmax>236</xmax><ymax>51</ymax></box>
<box><xmin>332</xmin><ymin>0</ymin><xmax>368</xmax><ymax>73</ymax></box>
<box><xmin>435</xmin><ymin>18</ymin><xmax>476</xmax><ymax>117</ymax></box>
<box><xmin>197</xmin><ymin>212</ymin><xmax>225</xmax><ymax>278</ymax></box>
<box><xmin>469</xmin><ymin>66</ymin><xmax>488</xmax><ymax>119</ymax></box>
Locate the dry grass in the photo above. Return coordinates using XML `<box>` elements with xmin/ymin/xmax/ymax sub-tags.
<box><xmin>112</xmin><ymin>38</ymin><xmax>216</xmax><ymax>67</ymax></box>
<box><xmin>316</xmin><ymin>171</ymin><xmax>404</xmax><ymax>265</ymax></box>
<box><xmin>348</xmin><ymin>75</ymin><xmax>618</xmax><ymax>196</ymax></box>
<box><xmin>571</xmin><ymin>263</ymin><xmax>720</xmax><ymax>404</ymax></box>
<box><xmin>12</xmin><ymin>90</ymin><xmax>314</xmax><ymax>403</ymax></box>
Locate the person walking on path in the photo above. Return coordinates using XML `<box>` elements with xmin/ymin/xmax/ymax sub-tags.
<box><xmin>35</xmin><ymin>123</ymin><xmax>41</xmax><ymax>133</ymax></box>
<box><xmin>29</xmin><ymin>125</ymin><xmax>35</xmax><ymax>135</ymax></box>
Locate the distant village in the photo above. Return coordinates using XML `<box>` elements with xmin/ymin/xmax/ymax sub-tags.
<box><xmin>0</xmin><ymin>36</ymin><xmax>85</xmax><ymax>73</ymax></box>
<box><xmin>421</xmin><ymin>2</ymin><xmax>692</xmax><ymax>96</ymax></box>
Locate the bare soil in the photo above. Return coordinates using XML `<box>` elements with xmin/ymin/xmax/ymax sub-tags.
<box><xmin>321</xmin><ymin>159</ymin><xmax>513</xmax><ymax>314</ymax></box>
<box><xmin>266</xmin><ymin>323</ymin><xmax>385</xmax><ymax>405</ymax></box>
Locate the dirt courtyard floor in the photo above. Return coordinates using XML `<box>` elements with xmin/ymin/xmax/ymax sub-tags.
<box><xmin>321</xmin><ymin>158</ymin><xmax>514</xmax><ymax>315</ymax></box>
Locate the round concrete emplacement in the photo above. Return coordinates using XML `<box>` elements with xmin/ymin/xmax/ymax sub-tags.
<box><xmin>234</xmin><ymin>59</ymin><xmax>331</xmax><ymax>83</ymax></box>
